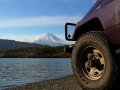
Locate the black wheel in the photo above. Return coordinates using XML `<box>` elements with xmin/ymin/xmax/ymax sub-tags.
<box><xmin>72</xmin><ymin>31</ymin><xmax>117</xmax><ymax>90</ymax></box>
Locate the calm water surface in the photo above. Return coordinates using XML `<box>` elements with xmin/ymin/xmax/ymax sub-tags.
<box><xmin>0</xmin><ymin>58</ymin><xmax>73</xmax><ymax>89</ymax></box>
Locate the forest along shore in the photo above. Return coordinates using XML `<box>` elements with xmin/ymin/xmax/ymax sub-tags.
<box><xmin>0</xmin><ymin>46</ymin><xmax>71</xmax><ymax>58</ymax></box>
<box><xmin>3</xmin><ymin>75</ymin><xmax>82</xmax><ymax>90</ymax></box>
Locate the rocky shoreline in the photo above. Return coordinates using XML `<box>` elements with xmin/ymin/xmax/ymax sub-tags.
<box><xmin>3</xmin><ymin>75</ymin><xmax>82</xmax><ymax>90</ymax></box>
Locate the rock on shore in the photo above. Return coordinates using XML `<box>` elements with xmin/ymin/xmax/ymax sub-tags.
<box><xmin>3</xmin><ymin>75</ymin><xmax>82</xmax><ymax>90</ymax></box>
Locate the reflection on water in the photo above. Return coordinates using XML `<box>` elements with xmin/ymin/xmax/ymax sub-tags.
<box><xmin>0</xmin><ymin>58</ymin><xmax>73</xmax><ymax>89</ymax></box>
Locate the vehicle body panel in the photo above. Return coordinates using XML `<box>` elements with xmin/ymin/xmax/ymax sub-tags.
<box><xmin>73</xmin><ymin>0</ymin><xmax>120</xmax><ymax>46</ymax></box>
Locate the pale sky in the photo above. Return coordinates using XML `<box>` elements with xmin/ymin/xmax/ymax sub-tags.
<box><xmin>0</xmin><ymin>0</ymin><xmax>96</xmax><ymax>42</ymax></box>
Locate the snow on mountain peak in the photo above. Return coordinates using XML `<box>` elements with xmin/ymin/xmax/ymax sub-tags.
<box><xmin>34</xmin><ymin>33</ymin><xmax>68</xmax><ymax>46</ymax></box>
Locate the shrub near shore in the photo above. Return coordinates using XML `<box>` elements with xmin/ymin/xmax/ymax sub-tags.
<box><xmin>0</xmin><ymin>46</ymin><xmax>71</xmax><ymax>58</ymax></box>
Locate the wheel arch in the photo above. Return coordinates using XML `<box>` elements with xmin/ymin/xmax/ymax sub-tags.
<box><xmin>73</xmin><ymin>18</ymin><xmax>104</xmax><ymax>40</ymax></box>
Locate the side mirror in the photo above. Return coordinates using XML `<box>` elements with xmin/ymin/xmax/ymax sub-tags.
<box><xmin>65</xmin><ymin>23</ymin><xmax>76</xmax><ymax>41</ymax></box>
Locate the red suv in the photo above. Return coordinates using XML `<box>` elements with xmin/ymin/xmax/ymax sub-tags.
<box><xmin>65</xmin><ymin>0</ymin><xmax>120</xmax><ymax>89</ymax></box>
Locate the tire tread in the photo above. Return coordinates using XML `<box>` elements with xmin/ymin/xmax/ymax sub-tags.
<box><xmin>72</xmin><ymin>31</ymin><xmax>117</xmax><ymax>90</ymax></box>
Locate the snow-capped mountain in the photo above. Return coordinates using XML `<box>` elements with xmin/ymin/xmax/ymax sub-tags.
<box><xmin>34</xmin><ymin>33</ymin><xmax>68</xmax><ymax>46</ymax></box>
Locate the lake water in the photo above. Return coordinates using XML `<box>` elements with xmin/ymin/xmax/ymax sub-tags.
<box><xmin>0</xmin><ymin>58</ymin><xmax>73</xmax><ymax>89</ymax></box>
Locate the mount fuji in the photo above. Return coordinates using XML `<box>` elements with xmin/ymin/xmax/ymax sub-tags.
<box><xmin>33</xmin><ymin>33</ymin><xmax>68</xmax><ymax>46</ymax></box>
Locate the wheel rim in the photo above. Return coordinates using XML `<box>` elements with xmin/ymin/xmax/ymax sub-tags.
<box><xmin>81</xmin><ymin>46</ymin><xmax>105</xmax><ymax>80</ymax></box>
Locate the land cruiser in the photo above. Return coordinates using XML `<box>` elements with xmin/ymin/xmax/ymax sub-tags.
<box><xmin>65</xmin><ymin>0</ymin><xmax>120</xmax><ymax>89</ymax></box>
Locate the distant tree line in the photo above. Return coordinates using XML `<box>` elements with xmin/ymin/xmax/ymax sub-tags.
<box><xmin>0</xmin><ymin>45</ymin><xmax>71</xmax><ymax>58</ymax></box>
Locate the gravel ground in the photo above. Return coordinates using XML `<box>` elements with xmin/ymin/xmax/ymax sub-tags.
<box><xmin>3</xmin><ymin>75</ymin><xmax>82</xmax><ymax>90</ymax></box>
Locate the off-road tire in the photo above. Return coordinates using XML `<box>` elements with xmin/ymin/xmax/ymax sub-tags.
<box><xmin>72</xmin><ymin>31</ymin><xmax>117</xmax><ymax>90</ymax></box>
